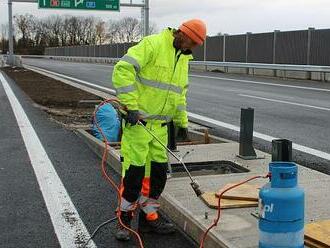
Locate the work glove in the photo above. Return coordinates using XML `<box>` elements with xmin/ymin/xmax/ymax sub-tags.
<box><xmin>126</xmin><ymin>110</ymin><xmax>140</xmax><ymax>125</ymax></box>
<box><xmin>176</xmin><ymin>127</ymin><xmax>189</xmax><ymax>142</ymax></box>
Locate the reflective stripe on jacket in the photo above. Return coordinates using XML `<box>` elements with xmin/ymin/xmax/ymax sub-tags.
<box><xmin>112</xmin><ymin>28</ymin><xmax>193</xmax><ymax>128</ymax></box>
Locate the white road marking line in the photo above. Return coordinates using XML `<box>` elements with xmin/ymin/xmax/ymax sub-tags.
<box><xmin>25</xmin><ymin>64</ymin><xmax>116</xmax><ymax>94</ymax></box>
<box><xmin>0</xmin><ymin>72</ymin><xmax>96</xmax><ymax>248</ymax></box>
<box><xmin>239</xmin><ymin>94</ymin><xmax>330</xmax><ymax>111</ymax></box>
<box><xmin>188</xmin><ymin>112</ymin><xmax>330</xmax><ymax>161</ymax></box>
<box><xmin>23</xmin><ymin>65</ymin><xmax>330</xmax><ymax>162</ymax></box>
<box><xmin>190</xmin><ymin>74</ymin><xmax>330</xmax><ymax>93</ymax></box>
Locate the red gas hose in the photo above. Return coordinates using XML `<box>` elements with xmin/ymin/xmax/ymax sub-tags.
<box><xmin>199</xmin><ymin>173</ymin><xmax>270</xmax><ymax>248</ymax></box>
<box><xmin>93</xmin><ymin>98</ymin><xmax>144</xmax><ymax>248</ymax></box>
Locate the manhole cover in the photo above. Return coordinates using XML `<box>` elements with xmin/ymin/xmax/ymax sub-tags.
<box><xmin>169</xmin><ymin>160</ymin><xmax>249</xmax><ymax>177</ymax></box>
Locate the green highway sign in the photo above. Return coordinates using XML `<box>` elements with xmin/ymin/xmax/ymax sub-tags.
<box><xmin>38</xmin><ymin>0</ymin><xmax>120</xmax><ymax>11</ymax></box>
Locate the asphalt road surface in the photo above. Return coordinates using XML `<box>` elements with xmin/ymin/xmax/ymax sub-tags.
<box><xmin>22</xmin><ymin>58</ymin><xmax>330</xmax><ymax>174</ymax></box>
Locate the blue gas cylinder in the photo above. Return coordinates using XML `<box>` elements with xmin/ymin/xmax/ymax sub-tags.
<box><xmin>259</xmin><ymin>162</ymin><xmax>304</xmax><ymax>248</ymax></box>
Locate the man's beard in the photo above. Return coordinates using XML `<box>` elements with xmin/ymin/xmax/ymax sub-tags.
<box><xmin>173</xmin><ymin>37</ymin><xmax>182</xmax><ymax>51</ymax></box>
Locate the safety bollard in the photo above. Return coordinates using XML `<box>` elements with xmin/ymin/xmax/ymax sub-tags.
<box><xmin>238</xmin><ymin>107</ymin><xmax>257</xmax><ymax>159</ymax></box>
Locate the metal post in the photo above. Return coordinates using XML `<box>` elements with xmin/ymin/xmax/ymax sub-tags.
<box><xmin>203</xmin><ymin>37</ymin><xmax>207</xmax><ymax>71</ymax></box>
<box><xmin>272</xmin><ymin>139</ymin><xmax>292</xmax><ymax>162</ymax></box>
<box><xmin>273</xmin><ymin>30</ymin><xmax>280</xmax><ymax>77</ymax></box>
<box><xmin>307</xmin><ymin>27</ymin><xmax>315</xmax><ymax>65</ymax></box>
<box><xmin>306</xmin><ymin>27</ymin><xmax>315</xmax><ymax>80</ymax></box>
<box><xmin>143</xmin><ymin>0</ymin><xmax>149</xmax><ymax>36</ymax></box>
<box><xmin>245</xmin><ymin>32</ymin><xmax>251</xmax><ymax>74</ymax></box>
<box><xmin>273</xmin><ymin>30</ymin><xmax>280</xmax><ymax>64</ymax></box>
<box><xmin>238</xmin><ymin>108</ymin><xmax>257</xmax><ymax>160</ymax></box>
<box><xmin>245</xmin><ymin>32</ymin><xmax>251</xmax><ymax>63</ymax></box>
<box><xmin>222</xmin><ymin>34</ymin><xmax>226</xmax><ymax>62</ymax></box>
<box><xmin>8</xmin><ymin>0</ymin><xmax>14</xmax><ymax>65</ymax></box>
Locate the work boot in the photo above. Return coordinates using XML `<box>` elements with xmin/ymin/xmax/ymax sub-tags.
<box><xmin>138</xmin><ymin>211</ymin><xmax>176</xmax><ymax>234</ymax></box>
<box><xmin>115</xmin><ymin>211</ymin><xmax>133</xmax><ymax>241</ymax></box>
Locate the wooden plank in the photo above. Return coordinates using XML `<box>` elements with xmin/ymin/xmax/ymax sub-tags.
<box><xmin>201</xmin><ymin>192</ymin><xmax>258</xmax><ymax>209</ymax></box>
<box><xmin>215</xmin><ymin>183</ymin><xmax>260</xmax><ymax>201</ymax></box>
<box><xmin>305</xmin><ymin>237</ymin><xmax>327</xmax><ymax>248</ymax></box>
<box><xmin>305</xmin><ymin>220</ymin><xmax>330</xmax><ymax>247</ymax></box>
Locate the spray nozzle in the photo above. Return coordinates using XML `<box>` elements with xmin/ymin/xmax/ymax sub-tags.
<box><xmin>190</xmin><ymin>180</ymin><xmax>204</xmax><ymax>197</ymax></box>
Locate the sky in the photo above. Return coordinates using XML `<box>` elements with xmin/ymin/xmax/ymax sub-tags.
<box><xmin>0</xmin><ymin>0</ymin><xmax>330</xmax><ymax>35</ymax></box>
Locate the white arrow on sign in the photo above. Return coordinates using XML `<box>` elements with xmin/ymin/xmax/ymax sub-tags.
<box><xmin>75</xmin><ymin>0</ymin><xmax>84</xmax><ymax>7</ymax></box>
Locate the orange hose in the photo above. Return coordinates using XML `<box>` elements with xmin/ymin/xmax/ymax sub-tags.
<box><xmin>199</xmin><ymin>173</ymin><xmax>270</xmax><ymax>248</ymax></box>
<box><xmin>93</xmin><ymin>99</ymin><xmax>144</xmax><ymax>248</ymax></box>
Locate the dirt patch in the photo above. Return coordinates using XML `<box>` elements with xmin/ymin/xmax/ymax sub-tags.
<box><xmin>2</xmin><ymin>67</ymin><xmax>103</xmax><ymax>128</ymax></box>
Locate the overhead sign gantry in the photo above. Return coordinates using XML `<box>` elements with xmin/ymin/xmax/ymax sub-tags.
<box><xmin>38</xmin><ymin>0</ymin><xmax>120</xmax><ymax>11</ymax></box>
<box><xmin>6</xmin><ymin>0</ymin><xmax>149</xmax><ymax>65</ymax></box>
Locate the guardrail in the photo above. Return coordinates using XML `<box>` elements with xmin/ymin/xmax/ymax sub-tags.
<box><xmin>190</xmin><ymin>61</ymin><xmax>330</xmax><ymax>73</ymax></box>
<box><xmin>21</xmin><ymin>55</ymin><xmax>330</xmax><ymax>81</ymax></box>
<box><xmin>21</xmin><ymin>55</ymin><xmax>120</xmax><ymax>64</ymax></box>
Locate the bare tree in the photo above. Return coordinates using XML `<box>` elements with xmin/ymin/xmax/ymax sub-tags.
<box><xmin>106</xmin><ymin>18</ymin><xmax>158</xmax><ymax>44</ymax></box>
<box><xmin>80</xmin><ymin>16</ymin><xmax>94</xmax><ymax>45</ymax></box>
<box><xmin>31</xmin><ymin>18</ymin><xmax>46</xmax><ymax>47</ymax></box>
<box><xmin>118</xmin><ymin>17</ymin><xmax>141</xmax><ymax>43</ymax></box>
<box><xmin>60</xmin><ymin>16</ymin><xmax>71</xmax><ymax>46</ymax></box>
<box><xmin>0</xmin><ymin>24</ymin><xmax>8</xmax><ymax>40</ymax></box>
<box><xmin>148</xmin><ymin>22</ymin><xmax>158</xmax><ymax>35</ymax></box>
<box><xmin>95</xmin><ymin>20</ymin><xmax>106</xmax><ymax>45</ymax></box>
<box><xmin>45</xmin><ymin>15</ymin><xmax>62</xmax><ymax>47</ymax></box>
<box><xmin>0</xmin><ymin>24</ymin><xmax>9</xmax><ymax>53</ymax></box>
<box><xmin>67</xmin><ymin>16</ymin><xmax>80</xmax><ymax>45</ymax></box>
<box><xmin>81</xmin><ymin>16</ymin><xmax>98</xmax><ymax>45</ymax></box>
<box><xmin>14</xmin><ymin>14</ymin><xmax>35</xmax><ymax>47</ymax></box>
<box><xmin>107</xmin><ymin>20</ymin><xmax>120</xmax><ymax>44</ymax></box>
<box><xmin>6</xmin><ymin>13</ymin><xmax>158</xmax><ymax>54</ymax></box>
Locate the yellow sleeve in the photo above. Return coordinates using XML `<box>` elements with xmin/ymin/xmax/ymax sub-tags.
<box><xmin>112</xmin><ymin>38</ymin><xmax>154</xmax><ymax>110</ymax></box>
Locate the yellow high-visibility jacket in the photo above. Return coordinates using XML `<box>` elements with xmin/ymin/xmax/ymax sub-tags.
<box><xmin>112</xmin><ymin>28</ymin><xmax>193</xmax><ymax>128</ymax></box>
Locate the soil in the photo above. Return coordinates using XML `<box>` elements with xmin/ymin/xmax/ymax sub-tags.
<box><xmin>1</xmin><ymin>67</ymin><xmax>210</xmax><ymax>145</ymax></box>
<box><xmin>2</xmin><ymin>67</ymin><xmax>103</xmax><ymax>129</ymax></box>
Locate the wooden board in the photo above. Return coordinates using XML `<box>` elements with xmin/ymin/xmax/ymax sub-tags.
<box><xmin>305</xmin><ymin>237</ymin><xmax>327</xmax><ymax>248</ymax></box>
<box><xmin>215</xmin><ymin>183</ymin><xmax>260</xmax><ymax>201</ymax></box>
<box><xmin>201</xmin><ymin>192</ymin><xmax>258</xmax><ymax>209</ymax></box>
<box><xmin>305</xmin><ymin>220</ymin><xmax>330</xmax><ymax>247</ymax></box>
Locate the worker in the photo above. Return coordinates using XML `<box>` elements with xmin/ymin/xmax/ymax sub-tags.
<box><xmin>112</xmin><ymin>19</ymin><xmax>207</xmax><ymax>241</ymax></box>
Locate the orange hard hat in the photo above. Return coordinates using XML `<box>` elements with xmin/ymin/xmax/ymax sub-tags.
<box><xmin>179</xmin><ymin>19</ymin><xmax>207</xmax><ymax>45</ymax></box>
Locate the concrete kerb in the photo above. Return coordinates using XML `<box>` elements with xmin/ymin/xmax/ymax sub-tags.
<box><xmin>160</xmin><ymin>191</ymin><xmax>232</xmax><ymax>248</ymax></box>
<box><xmin>76</xmin><ymin>128</ymin><xmax>233</xmax><ymax>248</ymax></box>
<box><xmin>75</xmin><ymin>129</ymin><xmax>122</xmax><ymax>174</ymax></box>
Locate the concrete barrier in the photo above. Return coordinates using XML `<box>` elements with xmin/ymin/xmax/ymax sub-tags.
<box><xmin>14</xmin><ymin>56</ymin><xmax>23</xmax><ymax>67</ymax></box>
<box><xmin>0</xmin><ymin>56</ymin><xmax>5</xmax><ymax>67</ymax></box>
